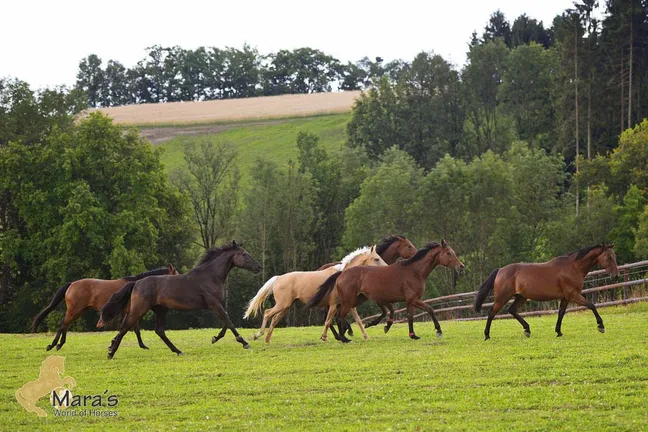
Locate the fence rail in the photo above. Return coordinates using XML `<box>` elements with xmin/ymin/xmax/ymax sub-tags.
<box><xmin>361</xmin><ymin>260</ymin><xmax>648</xmax><ymax>324</ymax></box>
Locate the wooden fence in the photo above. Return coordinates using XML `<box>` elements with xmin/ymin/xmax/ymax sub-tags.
<box><xmin>361</xmin><ymin>260</ymin><xmax>648</xmax><ymax>324</ymax></box>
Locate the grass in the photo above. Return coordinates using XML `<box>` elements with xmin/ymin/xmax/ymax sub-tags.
<box><xmin>2</xmin><ymin>304</ymin><xmax>647</xmax><ymax>431</ymax></box>
<box><xmin>156</xmin><ymin>114</ymin><xmax>350</xmax><ymax>183</ymax></box>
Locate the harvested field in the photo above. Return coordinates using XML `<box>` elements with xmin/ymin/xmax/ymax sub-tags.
<box><xmin>79</xmin><ymin>91</ymin><xmax>362</xmax><ymax>127</ymax></box>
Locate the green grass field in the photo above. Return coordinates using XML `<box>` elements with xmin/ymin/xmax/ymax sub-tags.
<box><xmin>2</xmin><ymin>304</ymin><xmax>647</xmax><ymax>431</ymax></box>
<box><xmin>156</xmin><ymin>114</ymin><xmax>350</xmax><ymax>184</ymax></box>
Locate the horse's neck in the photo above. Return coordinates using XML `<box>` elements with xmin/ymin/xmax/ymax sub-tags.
<box><xmin>345</xmin><ymin>254</ymin><xmax>369</xmax><ymax>269</ymax></box>
<box><xmin>574</xmin><ymin>249</ymin><xmax>602</xmax><ymax>277</ymax></box>
<box><xmin>201</xmin><ymin>252</ymin><xmax>235</xmax><ymax>282</ymax></box>
<box><xmin>381</xmin><ymin>245</ymin><xmax>399</xmax><ymax>265</ymax></box>
<box><xmin>409</xmin><ymin>250</ymin><xmax>440</xmax><ymax>279</ymax></box>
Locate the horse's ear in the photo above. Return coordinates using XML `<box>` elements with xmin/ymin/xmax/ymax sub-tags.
<box><xmin>609</xmin><ymin>243</ymin><xmax>615</xmax><ymax>249</ymax></box>
<box><xmin>232</xmin><ymin>239</ymin><xmax>237</xmax><ymax>247</ymax></box>
<box><xmin>441</xmin><ymin>239</ymin><xmax>448</xmax><ymax>248</ymax></box>
<box><xmin>370</xmin><ymin>245</ymin><xmax>376</xmax><ymax>253</ymax></box>
<box><xmin>168</xmin><ymin>263</ymin><xmax>175</xmax><ymax>271</ymax></box>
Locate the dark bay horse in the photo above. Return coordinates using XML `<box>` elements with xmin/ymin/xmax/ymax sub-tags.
<box><xmin>31</xmin><ymin>264</ymin><xmax>179</xmax><ymax>351</ymax></box>
<box><xmin>98</xmin><ymin>241</ymin><xmax>261</xmax><ymax>359</ymax></box>
<box><xmin>316</xmin><ymin>235</ymin><xmax>418</xmax><ymax>338</ymax></box>
<box><xmin>309</xmin><ymin>239</ymin><xmax>464</xmax><ymax>342</ymax></box>
<box><xmin>474</xmin><ymin>243</ymin><xmax>619</xmax><ymax>340</ymax></box>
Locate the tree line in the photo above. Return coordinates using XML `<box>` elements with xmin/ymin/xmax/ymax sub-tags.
<box><xmin>1</xmin><ymin>1</ymin><xmax>648</xmax><ymax>333</ymax></box>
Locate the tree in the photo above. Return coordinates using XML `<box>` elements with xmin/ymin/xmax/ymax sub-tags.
<box><xmin>76</xmin><ymin>54</ymin><xmax>105</xmax><ymax>107</ymax></box>
<box><xmin>511</xmin><ymin>14</ymin><xmax>553</xmax><ymax>48</ymax></box>
<box><xmin>483</xmin><ymin>10</ymin><xmax>512</xmax><ymax>46</ymax></box>
<box><xmin>171</xmin><ymin>140</ymin><xmax>241</xmax><ymax>250</ymax></box>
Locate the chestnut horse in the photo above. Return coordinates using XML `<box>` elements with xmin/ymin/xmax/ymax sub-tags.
<box><xmin>98</xmin><ymin>241</ymin><xmax>261</xmax><ymax>359</ymax></box>
<box><xmin>316</xmin><ymin>235</ymin><xmax>417</xmax><ymax>336</ymax></box>
<box><xmin>243</xmin><ymin>245</ymin><xmax>387</xmax><ymax>343</ymax></box>
<box><xmin>309</xmin><ymin>239</ymin><xmax>465</xmax><ymax>342</ymax></box>
<box><xmin>474</xmin><ymin>243</ymin><xmax>620</xmax><ymax>340</ymax></box>
<box><xmin>31</xmin><ymin>264</ymin><xmax>179</xmax><ymax>351</ymax></box>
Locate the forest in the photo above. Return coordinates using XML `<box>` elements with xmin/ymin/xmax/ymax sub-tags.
<box><xmin>1</xmin><ymin>1</ymin><xmax>647</xmax><ymax>332</ymax></box>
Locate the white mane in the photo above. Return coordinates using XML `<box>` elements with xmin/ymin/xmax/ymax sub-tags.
<box><xmin>334</xmin><ymin>246</ymin><xmax>372</xmax><ymax>271</ymax></box>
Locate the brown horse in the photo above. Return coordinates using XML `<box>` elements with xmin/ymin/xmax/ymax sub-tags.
<box><xmin>98</xmin><ymin>241</ymin><xmax>261</xmax><ymax>359</ymax></box>
<box><xmin>316</xmin><ymin>235</ymin><xmax>418</xmax><ymax>337</ymax></box>
<box><xmin>474</xmin><ymin>243</ymin><xmax>620</xmax><ymax>340</ymax></box>
<box><xmin>31</xmin><ymin>264</ymin><xmax>179</xmax><ymax>351</ymax></box>
<box><xmin>309</xmin><ymin>239</ymin><xmax>465</xmax><ymax>342</ymax></box>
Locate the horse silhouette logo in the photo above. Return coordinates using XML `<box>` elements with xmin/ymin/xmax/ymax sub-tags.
<box><xmin>15</xmin><ymin>355</ymin><xmax>76</xmax><ymax>417</ymax></box>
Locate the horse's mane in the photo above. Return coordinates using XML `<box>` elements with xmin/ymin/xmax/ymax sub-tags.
<box><xmin>376</xmin><ymin>235</ymin><xmax>405</xmax><ymax>256</ymax></box>
<box><xmin>195</xmin><ymin>242</ymin><xmax>240</xmax><ymax>267</ymax></box>
<box><xmin>562</xmin><ymin>244</ymin><xmax>605</xmax><ymax>261</ymax></box>
<box><xmin>123</xmin><ymin>267</ymin><xmax>171</xmax><ymax>282</ymax></box>
<box><xmin>401</xmin><ymin>242</ymin><xmax>441</xmax><ymax>266</ymax></box>
<box><xmin>336</xmin><ymin>246</ymin><xmax>372</xmax><ymax>271</ymax></box>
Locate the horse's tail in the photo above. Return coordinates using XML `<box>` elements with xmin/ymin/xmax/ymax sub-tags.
<box><xmin>243</xmin><ymin>276</ymin><xmax>279</xmax><ymax>319</ymax></box>
<box><xmin>306</xmin><ymin>271</ymin><xmax>342</xmax><ymax>308</ymax></box>
<box><xmin>474</xmin><ymin>268</ymin><xmax>499</xmax><ymax>313</ymax></box>
<box><xmin>31</xmin><ymin>282</ymin><xmax>72</xmax><ymax>332</ymax></box>
<box><xmin>97</xmin><ymin>281</ymin><xmax>136</xmax><ymax>328</ymax></box>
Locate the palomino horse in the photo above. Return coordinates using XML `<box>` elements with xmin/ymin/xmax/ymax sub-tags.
<box><xmin>316</xmin><ymin>235</ymin><xmax>418</xmax><ymax>336</ymax></box>
<box><xmin>243</xmin><ymin>245</ymin><xmax>387</xmax><ymax>343</ymax></box>
<box><xmin>98</xmin><ymin>241</ymin><xmax>261</xmax><ymax>359</ymax></box>
<box><xmin>474</xmin><ymin>243</ymin><xmax>620</xmax><ymax>340</ymax></box>
<box><xmin>309</xmin><ymin>239</ymin><xmax>464</xmax><ymax>342</ymax></box>
<box><xmin>31</xmin><ymin>264</ymin><xmax>179</xmax><ymax>351</ymax></box>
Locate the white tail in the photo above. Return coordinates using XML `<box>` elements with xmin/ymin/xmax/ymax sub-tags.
<box><xmin>243</xmin><ymin>276</ymin><xmax>279</xmax><ymax>319</ymax></box>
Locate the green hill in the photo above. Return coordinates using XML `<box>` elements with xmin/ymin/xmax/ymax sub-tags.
<box><xmin>155</xmin><ymin>114</ymin><xmax>351</xmax><ymax>183</ymax></box>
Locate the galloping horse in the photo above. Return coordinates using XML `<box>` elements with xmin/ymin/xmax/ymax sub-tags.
<box><xmin>315</xmin><ymin>235</ymin><xmax>418</xmax><ymax>336</ymax></box>
<box><xmin>474</xmin><ymin>243</ymin><xmax>619</xmax><ymax>340</ymax></box>
<box><xmin>243</xmin><ymin>245</ymin><xmax>388</xmax><ymax>343</ymax></box>
<box><xmin>31</xmin><ymin>264</ymin><xmax>179</xmax><ymax>351</ymax></box>
<box><xmin>98</xmin><ymin>241</ymin><xmax>261</xmax><ymax>359</ymax></box>
<box><xmin>309</xmin><ymin>239</ymin><xmax>464</xmax><ymax>342</ymax></box>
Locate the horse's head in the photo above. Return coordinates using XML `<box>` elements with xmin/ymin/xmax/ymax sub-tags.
<box><xmin>597</xmin><ymin>243</ymin><xmax>619</xmax><ymax>278</ymax></box>
<box><xmin>437</xmin><ymin>239</ymin><xmax>465</xmax><ymax>272</ymax></box>
<box><xmin>393</xmin><ymin>236</ymin><xmax>417</xmax><ymax>260</ymax></box>
<box><xmin>355</xmin><ymin>245</ymin><xmax>388</xmax><ymax>267</ymax></box>
<box><xmin>231</xmin><ymin>241</ymin><xmax>262</xmax><ymax>274</ymax></box>
<box><xmin>167</xmin><ymin>263</ymin><xmax>179</xmax><ymax>275</ymax></box>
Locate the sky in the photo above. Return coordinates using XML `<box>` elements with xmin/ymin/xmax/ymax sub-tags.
<box><xmin>2</xmin><ymin>0</ymin><xmax>603</xmax><ymax>90</ymax></box>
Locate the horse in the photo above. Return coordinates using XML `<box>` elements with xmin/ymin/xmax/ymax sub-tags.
<box><xmin>243</xmin><ymin>245</ymin><xmax>388</xmax><ymax>343</ymax></box>
<box><xmin>98</xmin><ymin>241</ymin><xmax>261</xmax><ymax>359</ymax></box>
<box><xmin>309</xmin><ymin>239</ymin><xmax>465</xmax><ymax>343</ymax></box>
<box><xmin>31</xmin><ymin>264</ymin><xmax>179</xmax><ymax>351</ymax></box>
<box><xmin>473</xmin><ymin>243</ymin><xmax>620</xmax><ymax>340</ymax></box>
<box><xmin>15</xmin><ymin>356</ymin><xmax>76</xmax><ymax>418</ymax></box>
<box><xmin>315</xmin><ymin>235</ymin><xmax>418</xmax><ymax>336</ymax></box>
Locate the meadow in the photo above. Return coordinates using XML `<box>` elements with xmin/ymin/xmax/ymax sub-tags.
<box><xmin>2</xmin><ymin>304</ymin><xmax>647</xmax><ymax>431</ymax></box>
<box><xmin>155</xmin><ymin>114</ymin><xmax>350</xmax><ymax>183</ymax></box>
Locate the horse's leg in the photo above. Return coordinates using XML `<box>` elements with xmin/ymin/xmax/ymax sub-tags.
<box><xmin>151</xmin><ymin>306</ymin><xmax>183</xmax><ymax>355</ymax></box>
<box><xmin>406</xmin><ymin>303</ymin><xmax>420</xmax><ymax>340</ymax></box>
<box><xmin>211</xmin><ymin>326</ymin><xmax>228</xmax><ymax>344</ymax></box>
<box><xmin>365</xmin><ymin>304</ymin><xmax>388</xmax><ymax>328</ymax></box>
<box><xmin>255</xmin><ymin>305</ymin><xmax>282</xmax><ymax>340</ymax></box>
<box><xmin>46</xmin><ymin>327</ymin><xmax>63</xmax><ymax>351</ymax></box>
<box><xmin>484</xmin><ymin>300</ymin><xmax>506</xmax><ymax>341</ymax></box>
<box><xmin>321</xmin><ymin>304</ymin><xmax>338</xmax><ymax>342</ymax></box>
<box><xmin>411</xmin><ymin>299</ymin><xmax>443</xmax><ymax>338</ymax></box>
<box><xmin>350</xmin><ymin>308</ymin><xmax>369</xmax><ymax>340</ymax></box>
<box><xmin>508</xmin><ymin>295</ymin><xmax>531</xmax><ymax>337</ymax></box>
<box><xmin>265</xmin><ymin>309</ymin><xmax>289</xmax><ymax>344</ymax></box>
<box><xmin>325</xmin><ymin>306</ymin><xmax>342</xmax><ymax>341</ymax></box>
<box><xmin>133</xmin><ymin>322</ymin><xmax>149</xmax><ymax>349</ymax></box>
<box><xmin>569</xmin><ymin>293</ymin><xmax>605</xmax><ymax>333</ymax></box>
<box><xmin>555</xmin><ymin>298</ymin><xmax>569</xmax><ymax>337</ymax></box>
<box><xmin>107</xmin><ymin>313</ymin><xmax>135</xmax><ymax>360</ymax></box>
<box><xmin>336</xmin><ymin>304</ymin><xmax>353</xmax><ymax>343</ymax></box>
<box><xmin>209</xmin><ymin>301</ymin><xmax>251</xmax><ymax>349</ymax></box>
<box><xmin>49</xmin><ymin>307</ymin><xmax>84</xmax><ymax>351</ymax></box>
<box><xmin>384</xmin><ymin>303</ymin><xmax>395</xmax><ymax>334</ymax></box>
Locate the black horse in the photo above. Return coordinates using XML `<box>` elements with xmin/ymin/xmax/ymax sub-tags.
<box><xmin>98</xmin><ymin>241</ymin><xmax>262</xmax><ymax>359</ymax></box>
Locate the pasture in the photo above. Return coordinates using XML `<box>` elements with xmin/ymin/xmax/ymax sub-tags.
<box><xmin>3</xmin><ymin>304</ymin><xmax>647</xmax><ymax>431</ymax></box>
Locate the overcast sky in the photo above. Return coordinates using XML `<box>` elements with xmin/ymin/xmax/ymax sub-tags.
<box><xmin>2</xmin><ymin>0</ymin><xmax>602</xmax><ymax>90</ymax></box>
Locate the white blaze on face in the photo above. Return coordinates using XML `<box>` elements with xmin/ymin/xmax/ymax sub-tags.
<box><xmin>50</xmin><ymin>388</ymin><xmax>72</xmax><ymax>410</ymax></box>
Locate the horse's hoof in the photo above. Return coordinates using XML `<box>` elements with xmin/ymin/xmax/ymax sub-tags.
<box><xmin>176</xmin><ymin>351</ymin><xmax>184</xmax><ymax>356</ymax></box>
<box><xmin>243</xmin><ymin>344</ymin><xmax>251</xmax><ymax>349</ymax></box>
<box><xmin>348</xmin><ymin>331</ymin><xmax>354</xmax><ymax>337</ymax></box>
<box><xmin>341</xmin><ymin>339</ymin><xmax>352</xmax><ymax>344</ymax></box>
<box><xmin>598</xmin><ymin>327</ymin><xmax>605</xmax><ymax>334</ymax></box>
<box><xmin>321</xmin><ymin>336</ymin><xmax>327</xmax><ymax>342</ymax></box>
<box><xmin>436</xmin><ymin>332</ymin><xmax>443</xmax><ymax>339</ymax></box>
<box><xmin>46</xmin><ymin>345</ymin><xmax>53</xmax><ymax>351</ymax></box>
<box><xmin>484</xmin><ymin>336</ymin><xmax>490</xmax><ymax>341</ymax></box>
<box><xmin>107</xmin><ymin>353</ymin><xmax>114</xmax><ymax>360</ymax></box>
<box><xmin>409</xmin><ymin>334</ymin><xmax>420</xmax><ymax>340</ymax></box>
<box><xmin>556</xmin><ymin>332</ymin><xmax>563</xmax><ymax>337</ymax></box>
<box><xmin>524</xmin><ymin>331</ymin><xmax>531</xmax><ymax>338</ymax></box>
<box><xmin>252</xmin><ymin>333</ymin><xmax>259</xmax><ymax>341</ymax></box>
<box><xmin>56</xmin><ymin>345</ymin><xmax>62</xmax><ymax>351</ymax></box>
<box><xmin>211</xmin><ymin>336</ymin><xmax>218</xmax><ymax>344</ymax></box>
<box><xmin>140</xmin><ymin>345</ymin><xmax>149</xmax><ymax>350</ymax></box>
